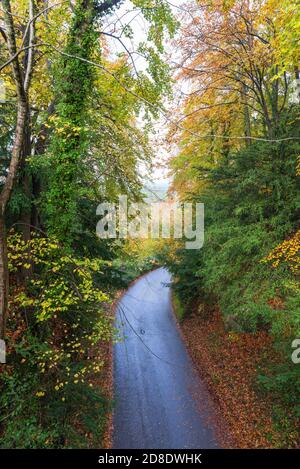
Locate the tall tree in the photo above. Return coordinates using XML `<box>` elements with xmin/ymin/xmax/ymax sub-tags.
<box><xmin>0</xmin><ymin>0</ymin><xmax>31</xmax><ymax>338</ymax></box>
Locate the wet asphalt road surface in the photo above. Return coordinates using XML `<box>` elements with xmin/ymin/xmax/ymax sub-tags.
<box><xmin>113</xmin><ymin>267</ymin><xmax>218</xmax><ymax>449</ymax></box>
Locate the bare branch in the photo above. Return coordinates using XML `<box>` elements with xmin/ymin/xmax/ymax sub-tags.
<box><xmin>24</xmin><ymin>0</ymin><xmax>35</xmax><ymax>93</ymax></box>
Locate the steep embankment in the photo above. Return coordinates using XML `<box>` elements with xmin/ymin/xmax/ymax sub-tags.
<box><xmin>174</xmin><ymin>299</ymin><xmax>299</xmax><ymax>448</ymax></box>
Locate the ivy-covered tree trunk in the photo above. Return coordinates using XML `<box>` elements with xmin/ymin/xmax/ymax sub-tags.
<box><xmin>44</xmin><ymin>0</ymin><xmax>96</xmax><ymax>244</ymax></box>
<box><xmin>44</xmin><ymin>0</ymin><xmax>122</xmax><ymax>244</ymax></box>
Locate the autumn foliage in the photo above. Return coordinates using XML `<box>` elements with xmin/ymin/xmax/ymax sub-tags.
<box><xmin>163</xmin><ymin>0</ymin><xmax>300</xmax><ymax>448</ymax></box>
<box><xmin>181</xmin><ymin>307</ymin><xmax>299</xmax><ymax>448</ymax></box>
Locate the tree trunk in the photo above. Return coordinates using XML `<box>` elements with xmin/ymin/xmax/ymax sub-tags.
<box><xmin>0</xmin><ymin>215</ymin><xmax>8</xmax><ymax>339</ymax></box>
<box><xmin>0</xmin><ymin>99</ymin><xmax>28</xmax><ymax>339</ymax></box>
<box><xmin>242</xmin><ymin>83</ymin><xmax>251</xmax><ymax>146</ymax></box>
<box><xmin>0</xmin><ymin>0</ymin><xmax>29</xmax><ymax>338</ymax></box>
<box><xmin>295</xmin><ymin>66</ymin><xmax>300</xmax><ymax>104</ymax></box>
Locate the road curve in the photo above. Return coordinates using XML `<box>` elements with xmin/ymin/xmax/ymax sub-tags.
<box><xmin>113</xmin><ymin>267</ymin><xmax>218</xmax><ymax>449</ymax></box>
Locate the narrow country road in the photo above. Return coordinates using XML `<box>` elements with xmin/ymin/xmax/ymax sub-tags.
<box><xmin>113</xmin><ymin>267</ymin><xmax>219</xmax><ymax>449</ymax></box>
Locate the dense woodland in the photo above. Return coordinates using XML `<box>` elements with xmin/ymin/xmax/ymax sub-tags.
<box><xmin>0</xmin><ymin>0</ymin><xmax>299</xmax><ymax>448</ymax></box>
